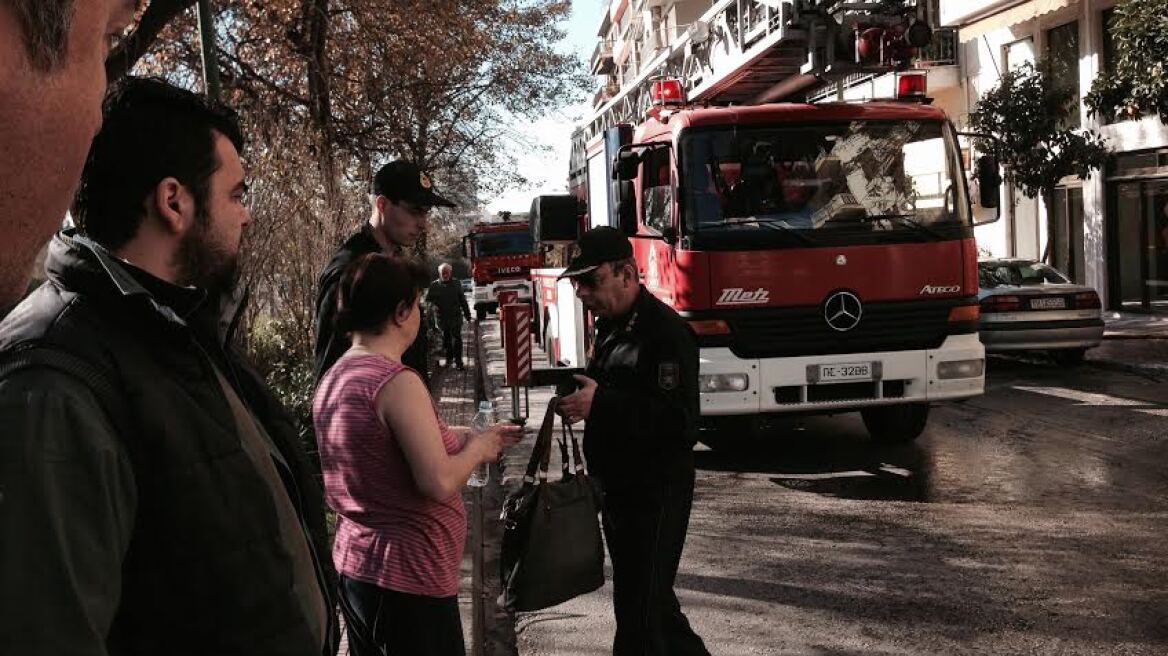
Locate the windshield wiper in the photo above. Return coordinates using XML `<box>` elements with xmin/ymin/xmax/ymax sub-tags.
<box><xmin>704</xmin><ymin>217</ymin><xmax>818</xmax><ymax>246</ymax></box>
<box><xmin>871</xmin><ymin>213</ymin><xmax>951</xmax><ymax>241</ymax></box>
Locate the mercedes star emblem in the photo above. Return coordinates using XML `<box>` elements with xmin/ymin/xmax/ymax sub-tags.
<box><xmin>836</xmin><ymin>255</ymin><xmax>847</xmax><ymax>266</ymax></box>
<box><xmin>824</xmin><ymin>291</ymin><xmax>863</xmax><ymax>332</ymax></box>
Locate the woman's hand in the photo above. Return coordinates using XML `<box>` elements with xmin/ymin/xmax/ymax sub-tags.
<box><xmin>470</xmin><ymin>423</ymin><xmax>523</xmax><ymax>463</ymax></box>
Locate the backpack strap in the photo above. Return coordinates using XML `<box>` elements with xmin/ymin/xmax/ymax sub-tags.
<box><xmin>0</xmin><ymin>345</ymin><xmax>128</xmax><ymax>431</ymax></box>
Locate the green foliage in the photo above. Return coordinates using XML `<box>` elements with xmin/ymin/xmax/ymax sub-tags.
<box><xmin>247</xmin><ymin>315</ymin><xmax>317</xmax><ymax>451</ymax></box>
<box><xmin>970</xmin><ymin>61</ymin><xmax>1110</xmax><ymax>199</ymax></box>
<box><xmin>1085</xmin><ymin>0</ymin><xmax>1168</xmax><ymax>123</ymax></box>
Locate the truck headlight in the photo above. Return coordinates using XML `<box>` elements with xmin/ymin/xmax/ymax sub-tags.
<box><xmin>698</xmin><ymin>373</ymin><xmax>750</xmax><ymax>393</ymax></box>
<box><xmin>937</xmin><ymin>359</ymin><xmax>984</xmax><ymax>379</ymax></box>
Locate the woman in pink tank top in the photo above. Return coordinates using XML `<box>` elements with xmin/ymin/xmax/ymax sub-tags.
<box><xmin>313</xmin><ymin>254</ymin><xmax>520</xmax><ymax>656</ymax></box>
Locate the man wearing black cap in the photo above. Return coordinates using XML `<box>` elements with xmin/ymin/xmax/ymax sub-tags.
<box><xmin>558</xmin><ymin>227</ymin><xmax>709</xmax><ymax>656</ymax></box>
<box><xmin>313</xmin><ymin>161</ymin><xmax>455</xmax><ymax>384</ymax></box>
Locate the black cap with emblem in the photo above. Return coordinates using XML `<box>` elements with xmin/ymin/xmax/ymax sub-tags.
<box><xmin>558</xmin><ymin>226</ymin><xmax>634</xmax><ymax>280</ymax></box>
<box><xmin>372</xmin><ymin>160</ymin><xmax>456</xmax><ymax>208</ymax></box>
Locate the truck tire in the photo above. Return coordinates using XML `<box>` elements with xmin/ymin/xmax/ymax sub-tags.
<box><xmin>475</xmin><ymin>306</ymin><xmax>486</xmax><ymax>321</ymax></box>
<box><xmin>861</xmin><ymin>404</ymin><xmax>929</xmax><ymax>444</ymax></box>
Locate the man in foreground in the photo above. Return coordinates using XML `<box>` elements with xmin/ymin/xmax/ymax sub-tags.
<box><xmin>0</xmin><ymin>0</ymin><xmax>138</xmax><ymax>312</ymax></box>
<box><xmin>0</xmin><ymin>77</ymin><xmax>335</xmax><ymax>655</ymax></box>
<box><xmin>558</xmin><ymin>227</ymin><xmax>710</xmax><ymax>656</ymax></box>
<box><xmin>314</xmin><ymin>160</ymin><xmax>455</xmax><ymax>385</ymax></box>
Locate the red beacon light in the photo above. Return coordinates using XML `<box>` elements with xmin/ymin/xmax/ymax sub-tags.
<box><xmin>650</xmin><ymin>78</ymin><xmax>686</xmax><ymax>106</ymax></box>
<box><xmin>896</xmin><ymin>72</ymin><xmax>927</xmax><ymax>100</ymax></box>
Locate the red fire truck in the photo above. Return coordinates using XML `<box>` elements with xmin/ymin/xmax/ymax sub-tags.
<box><xmin>464</xmin><ymin>218</ymin><xmax>543</xmax><ymax>320</ymax></box>
<box><xmin>535</xmin><ymin>0</ymin><xmax>1003</xmax><ymax>445</ymax></box>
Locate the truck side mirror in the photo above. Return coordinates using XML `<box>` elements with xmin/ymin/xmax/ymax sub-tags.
<box><xmin>976</xmin><ymin>155</ymin><xmax>1002</xmax><ymax>209</ymax></box>
<box><xmin>614</xmin><ymin>150</ymin><xmax>640</xmax><ymax>180</ymax></box>
<box><xmin>461</xmin><ymin>235</ymin><xmax>471</xmax><ymax>259</ymax></box>
<box><xmin>616</xmin><ymin>181</ymin><xmax>637</xmax><ymax>235</ymax></box>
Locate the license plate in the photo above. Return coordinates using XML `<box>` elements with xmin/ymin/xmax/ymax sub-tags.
<box><xmin>1029</xmin><ymin>297</ymin><xmax>1067</xmax><ymax>310</ymax></box>
<box><xmin>818</xmin><ymin>362</ymin><xmax>872</xmax><ymax>382</ymax></box>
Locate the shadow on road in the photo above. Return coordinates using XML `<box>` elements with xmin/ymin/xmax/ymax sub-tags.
<box><xmin>694</xmin><ymin>415</ymin><xmax>936</xmax><ymax>503</ymax></box>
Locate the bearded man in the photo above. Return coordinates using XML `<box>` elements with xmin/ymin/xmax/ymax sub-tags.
<box><xmin>0</xmin><ymin>77</ymin><xmax>337</xmax><ymax>656</ymax></box>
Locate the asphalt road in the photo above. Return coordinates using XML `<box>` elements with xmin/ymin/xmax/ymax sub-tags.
<box><xmin>516</xmin><ymin>356</ymin><xmax>1168</xmax><ymax>655</ymax></box>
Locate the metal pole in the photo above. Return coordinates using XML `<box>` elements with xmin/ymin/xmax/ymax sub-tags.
<box><xmin>511</xmin><ymin>385</ymin><xmax>521</xmax><ymax>421</ymax></box>
<box><xmin>196</xmin><ymin>0</ymin><xmax>221</xmax><ymax>100</ymax></box>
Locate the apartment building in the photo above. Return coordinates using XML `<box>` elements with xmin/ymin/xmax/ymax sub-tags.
<box><xmin>590</xmin><ymin>0</ymin><xmax>711</xmax><ymax>108</ymax></box>
<box><xmin>942</xmin><ymin>0</ymin><xmax>1168</xmax><ymax>314</ymax></box>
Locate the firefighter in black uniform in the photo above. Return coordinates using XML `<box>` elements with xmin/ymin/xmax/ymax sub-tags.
<box><xmin>558</xmin><ymin>227</ymin><xmax>709</xmax><ymax>656</ymax></box>
<box><xmin>313</xmin><ymin>160</ymin><xmax>455</xmax><ymax>385</ymax></box>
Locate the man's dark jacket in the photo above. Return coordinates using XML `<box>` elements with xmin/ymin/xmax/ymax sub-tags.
<box><xmin>313</xmin><ymin>224</ymin><xmax>428</xmax><ymax>384</ymax></box>
<box><xmin>583</xmin><ymin>287</ymin><xmax>698</xmax><ymax>492</ymax></box>
<box><xmin>426</xmin><ymin>278</ymin><xmax>471</xmax><ymax>327</ymax></box>
<box><xmin>0</xmin><ymin>231</ymin><xmax>336</xmax><ymax>655</ymax></box>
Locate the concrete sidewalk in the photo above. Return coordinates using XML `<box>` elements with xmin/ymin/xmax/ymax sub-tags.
<box><xmin>1089</xmin><ymin>312</ymin><xmax>1168</xmax><ymax>379</ymax></box>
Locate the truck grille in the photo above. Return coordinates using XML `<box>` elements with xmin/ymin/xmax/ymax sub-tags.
<box><xmin>711</xmin><ymin>299</ymin><xmax>969</xmax><ymax>359</ymax></box>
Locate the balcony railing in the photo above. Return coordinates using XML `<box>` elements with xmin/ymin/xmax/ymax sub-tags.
<box><xmin>591</xmin><ymin>40</ymin><xmax>615</xmax><ymax>75</ymax></box>
<box><xmin>915</xmin><ymin>27</ymin><xmax>958</xmax><ymax>68</ymax></box>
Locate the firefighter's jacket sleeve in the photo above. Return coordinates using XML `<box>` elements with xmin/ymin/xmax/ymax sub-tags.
<box><xmin>0</xmin><ymin>370</ymin><xmax>136</xmax><ymax>656</ymax></box>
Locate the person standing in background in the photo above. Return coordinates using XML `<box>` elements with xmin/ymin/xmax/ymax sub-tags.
<box><xmin>427</xmin><ymin>262</ymin><xmax>471</xmax><ymax>370</ymax></box>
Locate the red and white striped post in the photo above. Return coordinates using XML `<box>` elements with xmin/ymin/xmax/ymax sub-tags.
<box><xmin>501</xmin><ymin>302</ymin><xmax>532</xmax><ymax>419</ymax></box>
<box><xmin>496</xmin><ymin>290</ymin><xmax>519</xmax><ymax>316</ymax></box>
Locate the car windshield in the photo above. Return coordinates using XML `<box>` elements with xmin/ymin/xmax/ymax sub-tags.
<box><xmin>979</xmin><ymin>261</ymin><xmax>1071</xmax><ymax>288</ymax></box>
<box><xmin>472</xmin><ymin>231</ymin><xmax>533</xmax><ymax>257</ymax></box>
<box><xmin>682</xmin><ymin>120</ymin><xmax>969</xmax><ymax>236</ymax></box>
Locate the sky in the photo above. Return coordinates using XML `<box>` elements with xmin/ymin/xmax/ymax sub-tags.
<box><xmin>484</xmin><ymin>1</ymin><xmax>606</xmax><ymax>213</ymax></box>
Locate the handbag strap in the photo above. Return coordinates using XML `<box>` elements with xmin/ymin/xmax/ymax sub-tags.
<box><xmin>557</xmin><ymin>423</ymin><xmax>571</xmax><ymax>477</ymax></box>
<box><xmin>523</xmin><ymin>396</ymin><xmax>560</xmax><ymax>484</ymax></box>
<box><xmin>565</xmin><ymin>422</ymin><xmax>585</xmax><ymax>474</ymax></box>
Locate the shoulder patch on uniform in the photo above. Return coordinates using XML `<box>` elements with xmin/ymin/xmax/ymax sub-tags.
<box><xmin>658</xmin><ymin>361</ymin><xmax>679</xmax><ymax>391</ymax></box>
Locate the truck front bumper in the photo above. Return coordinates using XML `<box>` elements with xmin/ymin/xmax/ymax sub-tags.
<box><xmin>698</xmin><ymin>333</ymin><xmax>985</xmax><ymax>416</ymax></box>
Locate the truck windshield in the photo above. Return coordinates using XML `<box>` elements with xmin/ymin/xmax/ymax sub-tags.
<box><xmin>472</xmin><ymin>231</ymin><xmax>533</xmax><ymax>257</ymax></box>
<box><xmin>681</xmin><ymin>120</ymin><xmax>969</xmax><ymax>239</ymax></box>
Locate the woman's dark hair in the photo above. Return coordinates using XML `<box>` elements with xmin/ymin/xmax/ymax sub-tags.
<box><xmin>334</xmin><ymin>253</ymin><xmax>429</xmax><ymax>335</ymax></box>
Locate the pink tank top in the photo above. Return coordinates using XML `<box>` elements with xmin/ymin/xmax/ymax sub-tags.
<box><xmin>313</xmin><ymin>352</ymin><xmax>466</xmax><ymax>597</ymax></box>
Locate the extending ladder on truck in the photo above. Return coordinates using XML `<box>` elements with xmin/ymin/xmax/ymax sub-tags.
<box><xmin>572</xmin><ymin>0</ymin><xmax>935</xmax><ymax>163</ymax></box>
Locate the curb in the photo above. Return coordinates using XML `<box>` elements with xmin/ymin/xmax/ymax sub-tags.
<box><xmin>1103</xmin><ymin>333</ymin><xmax>1168</xmax><ymax>341</ymax></box>
<box><xmin>470</xmin><ymin>320</ymin><xmax>519</xmax><ymax>656</ymax></box>
<box><xmin>1085</xmin><ymin>358</ymin><xmax>1168</xmax><ymax>382</ymax></box>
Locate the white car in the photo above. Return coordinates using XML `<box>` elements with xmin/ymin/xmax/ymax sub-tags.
<box><xmin>978</xmin><ymin>258</ymin><xmax>1105</xmax><ymax>365</ymax></box>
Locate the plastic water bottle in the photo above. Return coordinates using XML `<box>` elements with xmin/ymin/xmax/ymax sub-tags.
<box><xmin>468</xmin><ymin>401</ymin><xmax>496</xmax><ymax>487</ymax></box>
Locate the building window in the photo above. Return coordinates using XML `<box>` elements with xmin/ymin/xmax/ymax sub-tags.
<box><xmin>1046</xmin><ymin>21</ymin><xmax>1080</xmax><ymax>129</ymax></box>
<box><xmin>1004</xmin><ymin>36</ymin><xmax>1035</xmax><ymax>72</ymax></box>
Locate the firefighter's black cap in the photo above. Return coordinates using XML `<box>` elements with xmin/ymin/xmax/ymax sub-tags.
<box><xmin>558</xmin><ymin>227</ymin><xmax>633</xmax><ymax>280</ymax></box>
<box><xmin>372</xmin><ymin>160</ymin><xmax>455</xmax><ymax>208</ymax></box>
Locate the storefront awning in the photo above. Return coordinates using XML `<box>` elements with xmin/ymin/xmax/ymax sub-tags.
<box><xmin>957</xmin><ymin>0</ymin><xmax>1076</xmax><ymax>43</ymax></box>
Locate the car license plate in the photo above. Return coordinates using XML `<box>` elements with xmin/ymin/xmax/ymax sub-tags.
<box><xmin>1029</xmin><ymin>297</ymin><xmax>1067</xmax><ymax>310</ymax></box>
<box><xmin>818</xmin><ymin>362</ymin><xmax>872</xmax><ymax>382</ymax></box>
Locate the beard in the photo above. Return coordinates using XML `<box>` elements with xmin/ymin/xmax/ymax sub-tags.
<box><xmin>175</xmin><ymin>206</ymin><xmax>239</xmax><ymax>294</ymax></box>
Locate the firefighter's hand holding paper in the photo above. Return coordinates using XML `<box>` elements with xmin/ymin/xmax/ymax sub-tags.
<box><xmin>559</xmin><ymin>375</ymin><xmax>597</xmax><ymax>424</ymax></box>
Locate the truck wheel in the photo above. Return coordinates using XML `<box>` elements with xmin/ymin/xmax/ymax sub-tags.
<box><xmin>1050</xmin><ymin>348</ymin><xmax>1086</xmax><ymax>367</ymax></box>
<box><xmin>861</xmin><ymin>404</ymin><xmax>929</xmax><ymax>444</ymax></box>
<box><xmin>475</xmin><ymin>306</ymin><xmax>486</xmax><ymax>321</ymax></box>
